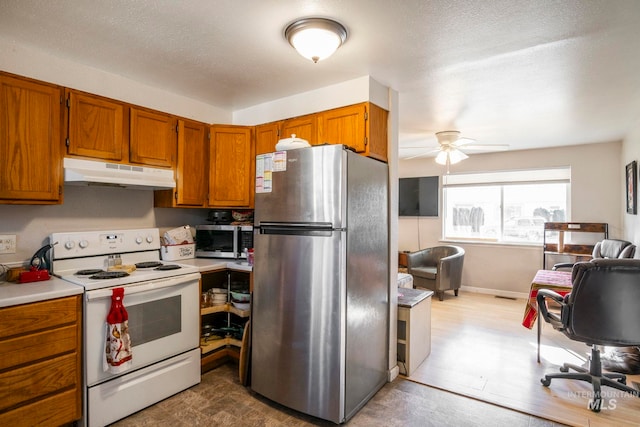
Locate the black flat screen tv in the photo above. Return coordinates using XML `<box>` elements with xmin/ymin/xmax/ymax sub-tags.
<box><xmin>399</xmin><ymin>176</ymin><xmax>439</xmax><ymax>217</ymax></box>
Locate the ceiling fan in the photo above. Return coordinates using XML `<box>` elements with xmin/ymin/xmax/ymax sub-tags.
<box><xmin>405</xmin><ymin>130</ymin><xmax>509</xmax><ymax>166</ymax></box>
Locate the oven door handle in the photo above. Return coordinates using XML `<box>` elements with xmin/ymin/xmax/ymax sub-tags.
<box><xmin>85</xmin><ymin>272</ymin><xmax>201</xmax><ymax>301</ymax></box>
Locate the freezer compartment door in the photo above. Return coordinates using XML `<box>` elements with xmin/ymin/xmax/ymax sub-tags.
<box><xmin>251</xmin><ymin>229</ymin><xmax>346</xmax><ymax>423</ymax></box>
<box><xmin>254</xmin><ymin>145</ymin><xmax>345</xmax><ymax>227</ymax></box>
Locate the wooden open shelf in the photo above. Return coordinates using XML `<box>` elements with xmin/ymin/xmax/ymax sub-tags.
<box><xmin>201</xmin><ymin>303</ymin><xmax>250</xmax><ymax>318</ymax></box>
<box><xmin>542</xmin><ymin>222</ymin><xmax>607</xmax><ymax>269</ymax></box>
<box><xmin>200</xmin><ymin>336</ymin><xmax>243</xmax><ymax>355</ymax></box>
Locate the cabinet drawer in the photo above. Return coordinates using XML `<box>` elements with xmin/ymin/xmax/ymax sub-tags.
<box><xmin>0</xmin><ymin>296</ymin><xmax>79</xmax><ymax>338</ymax></box>
<box><xmin>0</xmin><ymin>352</ymin><xmax>78</xmax><ymax>412</ymax></box>
<box><xmin>0</xmin><ymin>324</ymin><xmax>77</xmax><ymax>370</ymax></box>
<box><xmin>0</xmin><ymin>388</ymin><xmax>80</xmax><ymax>426</ymax></box>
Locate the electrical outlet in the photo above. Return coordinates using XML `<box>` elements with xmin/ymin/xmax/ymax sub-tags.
<box><xmin>0</xmin><ymin>235</ymin><xmax>17</xmax><ymax>254</ymax></box>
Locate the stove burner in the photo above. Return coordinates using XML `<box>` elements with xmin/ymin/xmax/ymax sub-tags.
<box><xmin>155</xmin><ymin>264</ymin><xmax>182</xmax><ymax>271</ymax></box>
<box><xmin>135</xmin><ymin>261</ymin><xmax>163</xmax><ymax>269</ymax></box>
<box><xmin>89</xmin><ymin>271</ymin><xmax>130</xmax><ymax>280</ymax></box>
<box><xmin>76</xmin><ymin>269</ymin><xmax>104</xmax><ymax>276</ymax></box>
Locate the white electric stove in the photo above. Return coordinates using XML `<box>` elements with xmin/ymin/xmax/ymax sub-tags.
<box><xmin>50</xmin><ymin>228</ymin><xmax>201</xmax><ymax>427</ymax></box>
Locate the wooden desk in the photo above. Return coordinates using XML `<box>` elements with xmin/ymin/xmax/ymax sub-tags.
<box><xmin>522</xmin><ymin>269</ymin><xmax>572</xmax><ymax>362</ymax></box>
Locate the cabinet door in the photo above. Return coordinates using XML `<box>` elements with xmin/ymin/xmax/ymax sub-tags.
<box><xmin>130</xmin><ymin>107</ymin><xmax>176</xmax><ymax>168</ymax></box>
<box><xmin>281</xmin><ymin>114</ymin><xmax>317</xmax><ymax>145</ymax></box>
<box><xmin>0</xmin><ymin>74</ymin><xmax>62</xmax><ymax>204</ymax></box>
<box><xmin>66</xmin><ymin>89</ymin><xmax>125</xmax><ymax>161</ymax></box>
<box><xmin>255</xmin><ymin>121</ymin><xmax>280</xmax><ymax>155</ymax></box>
<box><xmin>317</xmin><ymin>103</ymin><xmax>366</xmax><ymax>151</ymax></box>
<box><xmin>176</xmin><ymin>119</ymin><xmax>208</xmax><ymax>206</ymax></box>
<box><xmin>209</xmin><ymin>125</ymin><xmax>253</xmax><ymax>207</ymax></box>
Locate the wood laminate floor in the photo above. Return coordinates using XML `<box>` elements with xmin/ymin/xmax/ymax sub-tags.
<box><xmin>110</xmin><ymin>291</ymin><xmax>638</xmax><ymax>426</ymax></box>
<box><xmin>406</xmin><ymin>291</ymin><xmax>640</xmax><ymax>427</ymax></box>
<box><xmin>110</xmin><ymin>362</ymin><xmax>560</xmax><ymax>427</ymax></box>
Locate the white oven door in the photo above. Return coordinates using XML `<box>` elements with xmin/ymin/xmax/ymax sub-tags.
<box><xmin>84</xmin><ymin>272</ymin><xmax>200</xmax><ymax>387</ymax></box>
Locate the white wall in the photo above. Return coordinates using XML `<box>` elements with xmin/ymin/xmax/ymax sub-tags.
<box><xmin>398</xmin><ymin>141</ymin><xmax>622</xmax><ymax>296</ymax></box>
<box><xmin>232</xmin><ymin>76</ymin><xmax>389</xmax><ymax>125</ymax></box>
<box><xmin>622</xmin><ymin>123</ymin><xmax>640</xmax><ymax>243</ymax></box>
<box><xmin>0</xmin><ymin>37</ymin><xmax>230</xmax><ymax>123</ymax></box>
<box><xmin>0</xmin><ymin>186</ymin><xmax>209</xmax><ymax>265</ymax></box>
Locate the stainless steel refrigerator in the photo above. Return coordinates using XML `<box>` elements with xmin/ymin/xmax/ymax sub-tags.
<box><xmin>251</xmin><ymin>144</ymin><xmax>389</xmax><ymax>424</ymax></box>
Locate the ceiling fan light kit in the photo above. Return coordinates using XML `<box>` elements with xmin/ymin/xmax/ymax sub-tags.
<box><xmin>285</xmin><ymin>18</ymin><xmax>347</xmax><ymax>63</ymax></box>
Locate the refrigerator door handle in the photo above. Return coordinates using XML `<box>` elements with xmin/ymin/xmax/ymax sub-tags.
<box><xmin>258</xmin><ymin>222</ymin><xmax>340</xmax><ymax>236</ymax></box>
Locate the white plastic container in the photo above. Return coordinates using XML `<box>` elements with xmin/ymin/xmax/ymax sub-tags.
<box><xmin>161</xmin><ymin>243</ymin><xmax>195</xmax><ymax>261</ymax></box>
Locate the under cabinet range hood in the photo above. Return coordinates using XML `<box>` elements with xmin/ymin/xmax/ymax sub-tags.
<box><xmin>64</xmin><ymin>158</ymin><xmax>176</xmax><ymax>190</ymax></box>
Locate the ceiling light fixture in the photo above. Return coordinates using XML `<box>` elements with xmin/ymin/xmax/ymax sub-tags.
<box><xmin>285</xmin><ymin>18</ymin><xmax>347</xmax><ymax>63</ymax></box>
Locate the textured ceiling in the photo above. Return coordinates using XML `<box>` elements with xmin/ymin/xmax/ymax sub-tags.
<box><xmin>1</xmin><ymin>0</ymin><xmax>640</xmax><ymax>159</ymax></box>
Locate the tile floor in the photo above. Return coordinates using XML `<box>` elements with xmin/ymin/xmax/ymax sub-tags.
<box><xmin>111</xmin><ymin>363</ymin><xmax>565</xmax><ymax>426</ymax></box>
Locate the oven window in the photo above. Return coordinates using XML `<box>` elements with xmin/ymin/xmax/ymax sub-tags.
<box><xmin>126</xmin><ymin>295</ymin><xmax>182</xmax><ymax>346</ymax></box>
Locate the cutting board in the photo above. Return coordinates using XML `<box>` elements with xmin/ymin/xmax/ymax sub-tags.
<box><xmin>239</xmin><ymin>319</ymin><xmax>251</xmax><ymax>386</ymax></box>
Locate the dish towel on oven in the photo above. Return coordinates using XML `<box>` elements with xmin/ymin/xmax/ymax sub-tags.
<box><xmin>104</xmin><ymin>287</ymin><xmax>133</xmax><ymax>373</ymax></box>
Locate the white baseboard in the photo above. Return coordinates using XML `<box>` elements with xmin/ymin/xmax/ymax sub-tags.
<box><xmin>388</xmin><ymin>365</ymin><xmax>399</xmax><ymax>382</ymax></box>
<box><xmin>459</xmin><ymin>285</ymin><xmax>528</xmax><ymax>300</ymax></box>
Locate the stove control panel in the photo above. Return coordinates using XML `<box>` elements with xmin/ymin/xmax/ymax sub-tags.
<box><xmin>50</xmin><ymin>228</ymin><xmax>160</xmax><ymax>259</ymax></box>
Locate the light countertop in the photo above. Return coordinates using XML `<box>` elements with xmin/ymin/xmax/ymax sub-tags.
<box><xmin>178</xmin><ymin>258</ymin><xmax>253</xmax><ymax>273</ymax></box>
<box><xmin>0</xmin><ymin>276</ymin><xmax>84</xmax><ymax>308</ymax></box>
<box><xmin>0</xmin><ymin>258</ymin><xmax>251</xmax><ymax>309</ymax></box>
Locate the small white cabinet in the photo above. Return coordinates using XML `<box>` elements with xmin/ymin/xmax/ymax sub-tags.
<box><xmin>397</xmin><ymin>288</ymin><xmax>432</xmax><ymax>376</ymax></box>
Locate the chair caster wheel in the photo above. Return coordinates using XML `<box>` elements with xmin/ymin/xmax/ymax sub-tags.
<box><xmin>560</xmin><ymin>366</ymin><xmax>569</xmax><ymax>372</ymax></box>
<box><xmin>617</xmin><ymin>378</ymin><xmax>626</xmax><ymax>384</ymax></box>
<box><xmin>541</xmin><ymin>378</ymin><xmax>551</xmax><ymax>387</ymax></box>
<box><xmin>589</xmin><ymin>398</ymin><xmax>602</xmax><ymax>412</ymax></box>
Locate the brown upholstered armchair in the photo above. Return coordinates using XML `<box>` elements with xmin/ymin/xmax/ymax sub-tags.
<box><xmin>406</xmin><ymin>246</ymin><xmax>465</xmax><ymax>301</ymax></box>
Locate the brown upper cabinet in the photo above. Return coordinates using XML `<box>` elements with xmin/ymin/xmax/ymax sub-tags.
<box><xmin>281</xmin><ymin>114</ymin><xmax>317</xmax><ymax>146</ymax></box>
<box><xmin>65</xmin><ymin>89</ymin><xmax>126</xmax><ymax>162</ymax></box>
<box><xmin>209</xmin><ymin>125</ymin><xmax>254</xmax><ymax>208</ymax></box>
<box><xmin>66</xmin><ymin>91</ymin><xmax>176</xmax><ymax>169</ymax></box>
<box><xmin>130</xmin><ymin>107</ymin><xmax>176</xmax><ymax>168</ymax></box>
<box><xmin>154</xmin><ymin>119</ymin><xmax>208</xmax><ymax>208</ymax></box>
<box><xmin>0</xmin><ymin>73</ymin><xmax>63</xmax><ymax>204</ymax></box>
<box><xmin>254</xmin><ymin>102</ymin><xmax>388</xmax><ymax>162</ymax></box>
<box><xmin>317</xmin><ymin>102</ymin><xmax>388</xmax><ymax>162</ymax></box>
<box><xmin>255</xmin><ymin>121</ymin><xmax>281</xmax><ymax>156</ymax></box>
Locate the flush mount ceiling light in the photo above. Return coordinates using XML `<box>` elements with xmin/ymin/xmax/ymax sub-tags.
<box><xmin>285</xmin><ymin>18</ymin><xmax>347</xmax><ymax>63</ymax></box>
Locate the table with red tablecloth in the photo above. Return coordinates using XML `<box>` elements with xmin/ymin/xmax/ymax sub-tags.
<box><xmin>522</xmin><ymin>269</ymin><xmax>573</xmax><ymax>362</ymax></box>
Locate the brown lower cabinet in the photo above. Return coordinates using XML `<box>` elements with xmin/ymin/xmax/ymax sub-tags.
<box><xmin>0</xmin><ymin>296</ymin><xmax>82</xmax><ymax>426</ymax></box>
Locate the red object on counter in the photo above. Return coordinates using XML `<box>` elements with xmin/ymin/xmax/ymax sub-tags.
<box><xmin>19</xmin><ymin>266</ymin><xmax>50</xmax><ymax>283</ymax></box>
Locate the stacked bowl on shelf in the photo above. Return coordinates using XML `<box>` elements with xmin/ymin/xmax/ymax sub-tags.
<box><xmin>208</xmin><ymin>288</ymin><xmax>227</xmax><ymax>306</ymax></box>
<box><xmin>230</xmin><ymin>290</ymin><xmax>250</xmax><ymax>310</ymax></box>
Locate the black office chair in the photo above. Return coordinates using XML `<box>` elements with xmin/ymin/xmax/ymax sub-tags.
<box><xmin>537</xmin><ymin>259</ymin><xmax>640</xmax><ymax>411</ymax></box>
<box><xmin>552</xmin><ymin>239</ymin><xmax>635</xmax><ymax>271</ymax></box>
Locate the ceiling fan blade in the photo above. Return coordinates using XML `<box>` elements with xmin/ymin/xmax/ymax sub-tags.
<box><xmin>404</xmin><ymin>147</ymin><xmax>442</xmax><ymax>160</ymax></box>
<box><xmin>404</xmin><ymin>152</ymin><xmax>434</xmax><ymax>160</ymax></box>
<box><xmin>452</xmin><ymin>137</ymin><xmax>476</xmax><ymax>146</ymax></box>
<box><xmin>459</xmin><ymin>144</ymin><xmax>509</xmax><ymax>151</ymax></box>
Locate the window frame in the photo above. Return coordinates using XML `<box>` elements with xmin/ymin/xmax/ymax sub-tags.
<box><xmin>441</xmin><ymin>168</ymin><xmax>571</xmax><ymax>245</ymax></box>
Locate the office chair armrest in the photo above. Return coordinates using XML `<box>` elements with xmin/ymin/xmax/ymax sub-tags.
<box><xmin>552</xmin><ymin>262</ymin><xmax>575</xmax><ymax>271</ymax></box>
<box><xmin>537</xmin><ymin>289</ymin><xmax>567</xmax><ymax>329</ymax></box>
